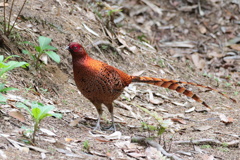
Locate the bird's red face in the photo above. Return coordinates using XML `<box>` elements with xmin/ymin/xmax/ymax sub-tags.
<box><xmin>67</xmin><ymin>42</ymin><xmax>84</xmax><ymax>54</ymax></box>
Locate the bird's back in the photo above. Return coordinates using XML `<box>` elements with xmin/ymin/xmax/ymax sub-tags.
<box><xmin>73</xmin><ymin>57</ymin><xmax>132</xmax><ymax>104</ymax></box>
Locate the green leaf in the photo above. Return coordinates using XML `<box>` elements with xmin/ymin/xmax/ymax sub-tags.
<box><xmin>0</xmin><ymin>61</ymin><xmax>28</xmax><ymax>77</ymax></box>
<box><xmin>35</xmin><ymin>46</ymin><xmax>41</xmax><ymax>53</ymax></box>
<box><xmin>16</xmin><ymin>102</ymin><xmax>32</xmax><ymax>115</ymax></box>
<box><xmin>38</xmin><ymin>36</ymin><xmax>51</xmax><ymax>50</ymax></box>
<box><xmin>22</xmin><ymin>50</ymin><xmax>31</xmax><ymax>55</ymax></box>
<box><xmin>45</xmin><ymin>51</ymin><xmax>60</xmax><ymax>63</ymax></box>
<box><xmin>38</xmin><ymin>105</ymin><xmax>55</xmax><ymax>120</ymax></box>
<box><xmin>22</xmin><ymin>41</ymin><xmax>35</xmax><ymax>46</ymax></box>
<box><xmin>0</xmin><ymin>83</ymin><xmax>5</xmax><ymax>90</ymax></box>
<box><xmin>0</xmin><ymin>55</ymin><xmax>4</xmax><ymax>62</ymax></box>
<box><xmin>51</xmin><ymin>113</ymin><xmax>62</xmax><ymax>119</ymax></box>
<box><xmin>32</xmin><ymin>107</ymin><xmax>42</xmax><ymax>122</ymax></box>
<box><xmin>0</xmin><ymin>93</ymin><xmax>7</xmax><ymax>102</ymax></box>
<box><xmin>42</xmin><ymin>45</ymin><xmax>57</xmax><ymax>50</ymax></box>
<box><xmin>0</xmin><ymin>62</ymin><xmax>10</xmax><ymax>68</ymax></box>
<box><xmin>3</xmin><ymin>55</ymin><xmax>20</xmax><ymax>62</ymax></box>
<box><xmin>0</xmin><ymin>87</ymin><xmax>18</xmax><ymax>93</ymax></box>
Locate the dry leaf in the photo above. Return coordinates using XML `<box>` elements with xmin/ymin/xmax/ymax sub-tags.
<box><xmin>201</xmin><ymin>154</ymin><xmax>214</xmax><ymax>160</ymax></box>
<box><xmin>0</xmin><ymin>2</ymin><xmax>8</xmax><ymax>7</ymax></box>
<box><xmin>82</xmin><ymin>23</ymin><xmax>99</xmax><ymax>37</ymax></box>
<box><xmin>160</xmin><ymin>41</ymin><xmax>195</xmax><ymax>48</ymax></box>
<box><xmin>40</xmin><ymin>128</ymin><xmax>56</xmax><ymax>136</ymax></box>
<box><xmin>198</xmin><ymin>25</ymin><xmax>207</xmax><ymax>34</ymax></box>
<box><xmin>141</xmin><ymin>0</ymin><xmax>162</xmax><ymax>16</ymax></box>
<box><xmin>178</xmin><ymin>5</ymin><xmax>198</xmax><ymax>12</ymax></box>
<box><xmin>219</xmin><ymin>114</ymin><xmax>233</xmax><ymax>124</ymax></box>
<box><xmin>185</xmin><ymin>107</ymin><xmax>195</xmax><ymax>113</ymax></box>
<box><xmin>126</xmin><ymin>152</ymin><xmax>146</xmax><ymax>158</ymax></box>
<box><xmin>0</xmin><ymin>150</ymin><xmax>7</xmax><ymax>159</ymax></box>
<box><xmin>95</xmin><ymin>138</ymin><xmax>111</xmax><ymax>143</ymax></box>
<box><xmin>193</xmin><ymin>125</ymin><xmax>212</xmax><ymax>131</ymax></box>
<box><xmin>69</xmin><ymin>117</ymin><xmax>81</xmax><ymax>127</ymax></box>
<box><xmin>171</xmin><ymin>118</ymin><xmax>186</xmax><ymax>124</ymax></box>
<box><xmin>147</xmin><ymin>89</ymin><xmax>163</xmax><ymax>105</ymax></box>
<box><xmin>229</xmin><ymin>44</ymin><xmax>240</xmax><ymax>51</ymax></box>
<box><xmin>65</xmin><ymin>138</ymin><xmax>74</xmax><ymax>142</ymax></box>
<box><xmin>191</xmin><ymin>53</ymin><xmax>206</xmax><ymax>69</ymax></box>
<box><xmin>19</xmin><ymin>147</ymin><xmax>29</xmax><ymax>153</ymax></box>
<box><xmin>104</xmin><ymin>131</ymin><xmax>122</xmax><ymax>140</ymax></box>
<box><xmin>8</xmin><ymin>109</ymin><xmax>25</xmax><ymax>122</ymax></box>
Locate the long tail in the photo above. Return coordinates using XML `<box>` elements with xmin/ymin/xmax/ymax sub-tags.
<box><xmin>131</xmin><ymin>76</ymin><xmax>236</xmax><ymax>108</ymax></box>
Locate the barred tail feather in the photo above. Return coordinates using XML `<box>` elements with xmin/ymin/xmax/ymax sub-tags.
<box><xmin>131</xmin><ymin>76</ymin><xmax>236</xmax><ymax>108</ymax></box>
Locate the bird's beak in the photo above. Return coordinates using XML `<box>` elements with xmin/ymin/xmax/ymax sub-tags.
<box><xmin>65</xmin><ymin>46</ymin><xmax>70</xmax><ymax>50</ymax></box>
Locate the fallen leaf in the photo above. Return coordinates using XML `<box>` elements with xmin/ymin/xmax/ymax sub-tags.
<box><xmin>126</xmin><ymin>152</ymin><xmax>146</xmax><ymax>158</ymax></box>
<box><xmin>65</xmin><ymin>138</ymin><xmax>74</xmax><ymax>142</ymax></box>
<box><xmin>147</xmin><ymin>89</ymin><xmax>163</xmax><ymax>105</ymax></box>
<box><xmin>40</xmin><ymin>128</ymin><xmax>56</xmax><ymax>136</ymax></box>
<box><xmin>193</xmin><ymin>125</ymin><xmax>212</xmax><ymax>131</ymax></box>
<box><xmin>160</xmin><ymin>41</ymin><xmax>195</xmax><ymax>48</ymax></box>
<box><xmin>171</xmin><ymin>118</ymin><xmax>186</xmax><ymax>124</ymax></box>
<box><xmin>8</xmin><ymin>109</ymin><xmax>25</xmax><ymax>122</ymax></box>
<box><xmin>219</xmin><ymin>114</ymin><xmax>233</xmax><ymax>124</ymax></box>
<box><xmin>104</xmin><ymin>131</ymin><xmax>122</xmax><ymax>140</ymax></box>
<box><xmin>229</xmin><ymin>44</ymin><xmax>240</xmax><ymax>51</ymax></box>
<box><xmin>95</xmin><ymin>138</ymin><xmax>111</xmax><ymax>143</ymax></box>
<box><xmin>0</xmin><ymin>2</ymin><xmax>8</xmax><ymax>7</ymax></box>
<box><xmin>19</xmin><ymin>147</ymin><xmax>29</xmax><ymax>153</ymax></box>
<box><xmin>141</xmin><ymin>0</ymin><xmax>162</xmax><ymax>16</ymax></box>
<box><xmin>201</xmin><ymin>154</ymin><xmax>214</xmax><ymax>160</ymax></box>
<box><xmin>69</xmin><ymin>118</ymin><xmax>81</xmax><ymax>127</ymax></box>
<box><xmin>56</xmin><ymin>148</ymin><xmax>83</xmax><ymax>158</ymax></box>
<box><xmin>82</xmin><ymin>23</ymin><xmax>99</xmax><ymax>37</ymax></box>
<box><xmin>185</xmin><ymin>107</ymin><xmax>195</xmax><ymax>113</ymax></box>
<box><xmin>198</xmin><ymin>25</ymin><xmax>207</xmax><ymax>34</ymax></box>
<box><xmin>0</xmin><ymin>150</ymin><xmax>7</xmax><ymax>159</ymax></box>
<box><xmin>191</xmin><ymin>53</ymin><xmax>206</xmax><ymax>69</ymax></box>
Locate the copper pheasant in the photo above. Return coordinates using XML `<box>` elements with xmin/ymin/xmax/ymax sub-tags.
<box><xmin>67</xmin><ymin>42</ymin><xmax>236</xmax><ymax>131</ymax></box>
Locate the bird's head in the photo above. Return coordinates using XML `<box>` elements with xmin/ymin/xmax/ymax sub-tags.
<box><xmin>67</xmin><ymin>42</ymin><xmax>87</xmax><ymax>57</ymax></box>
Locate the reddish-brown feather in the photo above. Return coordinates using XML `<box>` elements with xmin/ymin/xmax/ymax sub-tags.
<box><xmin>68</xmin><ymin>42</ymin><xmax>236</xmax><ymax>131</ymax></box>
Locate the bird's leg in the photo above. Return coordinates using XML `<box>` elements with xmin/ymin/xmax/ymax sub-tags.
<box><xmin>104</xmin><ymin>103</ymin><xmax>116</xmax><ymax>131</ymax></box>
<box><xmin>92</xmin><ymin>102</ymin><xmax>103</xmax><ymax>131</ymax></box>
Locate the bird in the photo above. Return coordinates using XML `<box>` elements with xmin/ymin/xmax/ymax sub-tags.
<box><xmin>67</xmin><ymin>42</ymin><xmax>236</xmax><ymax>131</ymax></box>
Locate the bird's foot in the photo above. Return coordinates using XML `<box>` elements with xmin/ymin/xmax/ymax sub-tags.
<box><xmin>103</xmin><ymin>124</ymin><xmax>116</xmax><ymax>131</ymax></box>
<box><xmin>93</xmin><ymin>125</ymin><xmax>102</xmax><ymax>131</ymax></box>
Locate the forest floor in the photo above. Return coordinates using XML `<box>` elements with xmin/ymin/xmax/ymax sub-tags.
<box><xmin>0</xmin><ymin>0</ymin><xmax>240</xmax><ymax>159</ymax></box>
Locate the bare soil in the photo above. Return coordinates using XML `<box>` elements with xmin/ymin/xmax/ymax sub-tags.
<box><xmin>0</xmin><ymin>0</ymin><xmax>239</xmax><ymax>159</ymax></box>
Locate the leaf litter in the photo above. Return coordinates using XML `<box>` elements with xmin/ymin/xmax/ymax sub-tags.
<box><xmin>0</xmin><ymin>0</ymin><xmax>239</xmax><ymax>159</ymax></box>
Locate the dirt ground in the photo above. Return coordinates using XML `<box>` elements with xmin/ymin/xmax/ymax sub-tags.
<box><xmin>0</xmin><ymin>0</ymin><xmax>240</xmax><ymax>159</ymax></box>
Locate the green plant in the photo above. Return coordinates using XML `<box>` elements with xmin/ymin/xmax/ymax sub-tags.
<box><xmin>137</xmin><ymin>105</ymin><xmax>173</xmax><ymax>136</ymax></box>
<box><xmin>2</xmin><ymin>0</ymin><xmax>27</xmax><ymax>37</ymax></box>
<box><xmin>0</xmin><ymin>55</ymin><xmax>28</xmax><ymax>103</ymax></box>
<box><xmin>17</xmin><ymin>101</ymin><xmax>62</xmax><ymax>143</ymax></box>
<box><xmin>217</xmin><ymin>147</ymin><xmax>229</xmax><ymax>152</ymax></box>
<box><xmin>0</xmin><ymin>55</ymin><xmax>28</xmax><ymax>77</ymax></box>
<box><xmin>0</xmin><ymin>83</ymin><xmax>18</xmax><ymax>104</ymax></box>
<box><xmin>201</xmin><ymin>145</ymin><xmax>211</xmax><ymax>149</ymax></box>
<box><xmin>82</xmin><ymin>140</ymin><xmax>90</xmax><ymax>152</ymax></box>
<box><xmin>137</xmin><ymin>34</ymin><xmax>149</xmax><ymax>43</ymax></box>
<box><xmin>107</xmin><ymin>8</ymin><xmax>122</xmax><ymax>16</ymax></box>
<box><xmin>22</xmin><ymin>36</ymin><xmax>60</xmax><ymax>69</ymax></box>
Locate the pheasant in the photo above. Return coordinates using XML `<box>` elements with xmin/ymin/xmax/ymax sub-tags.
<box><xmin>67</xmin><ymin>42</ymin><xmax>236</xmax><ymax>131</ymax></box>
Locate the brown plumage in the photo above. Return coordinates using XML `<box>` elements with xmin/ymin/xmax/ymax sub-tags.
<box><xmin>67</xmin><ymin>42</ymin><xmax>236</xmax><ymax>131</ymax></box>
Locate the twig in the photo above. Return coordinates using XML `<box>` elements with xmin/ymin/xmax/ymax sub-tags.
<box><xmin>7</xmin><ymin>0</ymin><xmax>15</xmax><ymax>33</ymax></box>
<box><xmin>3</xmin><ymin>0</ymin><xmax>6</xmax><ymax>33</ymax></box>
<box><xmin>8</xmin><ymin>0</ymin><xmax>27</xmax><ymax>36</ymax></box>
<box><xmin>131</xmin><ymin>137</ymin><xmax>183</xmax><ymax>160</ymax></box>
<box><xmin>174</xmin><ymin>139</ymin><xmax>239</xmax><ymax>148</ymax></box>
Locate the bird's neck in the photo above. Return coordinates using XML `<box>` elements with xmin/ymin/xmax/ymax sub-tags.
<box><xmin>72</xmin><ymin>53</ymin><xmax>90</xmax><ymax>65</ymax></box>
